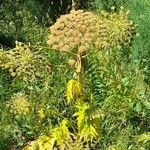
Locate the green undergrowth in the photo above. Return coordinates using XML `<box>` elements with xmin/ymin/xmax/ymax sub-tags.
<box><xmin>0</xmin><ymin>1</ymin><xmax>150</xmax><ymax>150</ymax></box>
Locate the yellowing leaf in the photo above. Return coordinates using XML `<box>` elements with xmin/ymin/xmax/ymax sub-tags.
<box><xmin>66</xmin><ymin>79</ymin><xmax>82</xmax><ymax>103</ymax></box>
<box><xmin>74</xmin><ymin>103</ymin><xmax>101</xmax><ymax>141</ymax></box>
<box><xmin>80</xmin><ymin>124</ymin><xmax>98</xmax><ymax>140</ymax></box>
<box><xmin>74</xmin><ymin>103</ymin><xmax>89</xmax><ymax>132</ymax></box>
<box><xmin>52</xmin><ymin>119</ymin><xmax>70</xmax><ymax>148</ymax></box>
<box><xmin>22</xmin><ymin>136</ymin><xmax>55</xmax><ymax>150</ymax></box>
<box><xmin>22</xmin><ymin>145</ymin><xmax>33</xmax><ymax>150</ymax></box>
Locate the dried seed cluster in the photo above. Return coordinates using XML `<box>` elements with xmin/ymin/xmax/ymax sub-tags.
<box><xmin>47</xmin><ymin>10</ymin><xmax>107</xmax><ymax>53</ymax></box>
<box><xmin>0</xmin><ymin>41</ymin><xmax>51</xmax><ymax>83</ymax></box>
<box><xmin>9</xmin><ymin>93</ymin><xmax>29</xmax><ymax>116</ymax></box>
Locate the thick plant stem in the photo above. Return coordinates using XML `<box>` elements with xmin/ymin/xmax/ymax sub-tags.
<box><xmin>76</xmin><ymin>54</ymin><xmax>84</xmax><ymax>102</ymax></box>
<box><xmin>72</xmin><ymin>0</ymin><xmax>76</xmax><ymax>10</ymax></box>
<box><xmin>76</xmin><ymin>54</ymin><xmax>82</xmax><ymax>83</ymax></box>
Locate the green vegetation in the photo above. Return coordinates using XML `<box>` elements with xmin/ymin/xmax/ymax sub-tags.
<box><xmin>0</xmin><ymin>0</ymin><xmax>150</xmax><ymax>150</ymax></box>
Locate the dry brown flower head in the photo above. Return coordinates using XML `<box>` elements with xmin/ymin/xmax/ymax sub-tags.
<box><xmin>47</xmin><ymin>10</ymin><xmax>107</xmax><ymax>53</ymax></box>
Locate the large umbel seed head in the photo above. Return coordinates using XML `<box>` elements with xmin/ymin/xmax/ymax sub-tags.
<box><xmin>47</xmin><ymin>10</ymin><xmax>107</xmax><ymax>53</ymax></box>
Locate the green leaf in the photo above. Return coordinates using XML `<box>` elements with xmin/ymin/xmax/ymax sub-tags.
<box><xmin>138</xmin><ymin>132</ymin><xmax>150</xmax><ymax>144</ymax></box>
<box><xmin>134</xmin><ymin>102</ymin><xmax>142</xmax><ymax>112</ymax></box>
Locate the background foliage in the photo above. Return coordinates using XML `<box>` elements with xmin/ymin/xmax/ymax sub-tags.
<box><xmin>0</xmin><ymin>0</ymin><xmax>150</xmax><ymax>150</ymax></box>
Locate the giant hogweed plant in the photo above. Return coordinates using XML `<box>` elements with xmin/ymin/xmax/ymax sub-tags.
<box><xmin>21</xmin><ymin>7</ymin><xmax>138</xmax><ymax>150</ymax></box>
